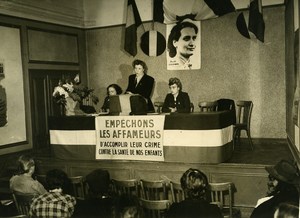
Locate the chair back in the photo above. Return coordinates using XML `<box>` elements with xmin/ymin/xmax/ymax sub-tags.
<box><xmin>154</xmin><ymin>102</ymin><xmax>164</xmax><ymax>113</ymax></box>
<box><xmin>169</xmin><ymin>181</ymin><xmax>185</xmax><ymax>203</ymax></box>
<box><xmin>208</xmin><ymin>182</ymin><xmax>233</xmax><ymax>218</ymax></box>
<box><xmin>69</xmin><ymin>176</ymin><xmax>86</xmax><ymax>200</ymax></box>
<box><xmin>112</xmin><ymin>179</ymin><xmax>140</xmax><ymax>197</ymax></box>
<box><xmin>190</xmin><ymin>102</ymin><xmax>194</xmax><ymax>112</ymax></box>
<box><xmin>140</xmin><ymin>180</ymin><xmax>168</xmax><ymax>200</ymax></box>
<box><xmin>198</xmin><ymin>101</ymin><xmax>217</xmax><ymax>112</ymax></box>
<box><xmin>139</xmin><ymin>199</ymin><xmax>171</xmax><ymax>218</ymax></box>
<box><xmin>12</xmin><ymin>192</ymin><xmax>36</xmax><ymax>216</ymax></box>
<box><xmin>236</xmin><ymin>101</ymin><xmax>253</xmax><ymax>128</ymax></box>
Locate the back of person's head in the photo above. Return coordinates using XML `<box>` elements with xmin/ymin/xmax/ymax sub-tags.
<box><xmin>274</xmin><ymin>202</ymin><xmax>299</xmax><ymax>218</ymax></box>
<box><xmin>46</xmin><ymin>169</ymin><xmax>72</xmax><ymax>194</ymax></box>
<box><xmin>17</xmin><ymin>154</ymin><xmax>35</xmax><ymax>175</ymax></box>
<box><xmin>85</xmin><ymin>169</ymin><xmax>111</xmax><ymax>198</ymax></box>
<box><xmin>180</xmin><ymin>168</ymin><xmax>208</xmax><ymax>200</ymax></box>
<box><xmin>114</xmin><ymin>194</ymin><xmax>141</xmax><ymax>218</ymax></box>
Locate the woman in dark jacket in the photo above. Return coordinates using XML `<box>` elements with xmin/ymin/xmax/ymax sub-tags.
<box><xmin>162</xmin><ymin>77</ymin><xmax>191</xmax><ymax>113</ymax></box>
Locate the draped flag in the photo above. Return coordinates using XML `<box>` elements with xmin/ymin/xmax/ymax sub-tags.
<box><xmin>153</xmin><ymin>0</ymin><xmax>235</xmax><ymax>24</ymax></box>
<box><xmin>236</xmin><ymin>0</ymin><xmax>265</xmax><ymax>42</ymax></box>
<box><xmin>248</xmin><ymin>0</ymin><xmax>265</xmax><ymax>42</ymax></box>
<box><xmin>125</xmin><ymin>0</ymin><xmax>143</xmax><ymax>56</ymax></box>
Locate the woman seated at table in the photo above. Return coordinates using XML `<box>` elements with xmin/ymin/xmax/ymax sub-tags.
<box><xmin>10</xmin><ymin>154</ymin><xmax>47</xmax><ymax>196</ymax></box>
<box><xmin>162</xmin><ymin>77</ymin><xmax>191</xmax><ymax>113</ymax></box>
<box><xmin>101</xmin><ymin>84</ymin><xmax>123</xmax><ymax>112</ymax></box>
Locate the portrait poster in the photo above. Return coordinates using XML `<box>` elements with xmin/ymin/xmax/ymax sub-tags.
<box><xmin>0</xmin><ymin>26</ymin><xmax>26</xmax><ymax>146</ymax></box>
<box><xmin>166</xmin><ymin>20</ymin><xmax>201</xmax><ymax>70</ymax></box>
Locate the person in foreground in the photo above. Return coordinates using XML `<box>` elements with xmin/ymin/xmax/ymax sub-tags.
<box><xmin>250</xmin><ymin>159</ymin><xmax>300</xmax><ymax>218</ymax></box>
<box><xmin>29</xmin><ymin>169</ymin><xmax>76</xmax><ymax>218</ymax></box>
<box><xmin>73</xmin><ymin>169</ymin><xmax>114</xmax><ymax>218</ymax></box>
<box><xmin>166</xmin><ymin>168</ymin><xmax>222</xmax><ymax>218</ymax></box>
<box><xmin>273</xmin><ymin>202</ymin><xmax>299</xmax><ymax>218</ymax></box>
<box><xmin>125</xmin><ymin>59</ymin><xmax>155</xmax><ymax>112</ymax></box>
<box><xmin>162</xmin><ymin>77</ymin><xmax>191</xmax><ymax>113</ymax></box>
<box><xmin>10</xmin><ymin>154</ymin><xmax>47</xmax><ymax>196</ymax></box>
<box><xmin>101</xmin><ymin>84</ymin><xmax>123</xmax><ymax>112</ymax></box>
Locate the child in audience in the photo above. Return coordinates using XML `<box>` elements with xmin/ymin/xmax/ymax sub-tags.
<box><xmin>274</xmin><ymin>202</ymin><xmax>299</xmax><ymax>218</ymax></box>
<box><xmin>113</xmin><ymin>194</ymin><xmax>141</xmax><ymax>218</ymax></box>
<box><xmin>29</xmin><ymin>169</ymin><xmax>76</xmax><ymax>217</ymax></box>
<box><xmin>162</xmin><ymin>77</ymin><xmax>191</xmax><ymax>113</ymax></box>
<box><xmin>73</xmin><ymin>169</ymin><xmax>114</xmax><ymax>218</ymax></box>
<box><xmin>166</xmin><ymin>168</ymin><xmax>222</xmax><ymax>218</ymax></box>
<box><xmin>10</xmin><ymin>154</ymin><xmax>47</xmax><ymax>196</ymax></box>
<box><xmin>101</xmin><ymin>84</ymin><xmax>123</xmax><ymax>112</ymax></box>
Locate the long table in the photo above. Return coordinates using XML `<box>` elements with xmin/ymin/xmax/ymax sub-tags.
<box><xmin>49</xmin><ymin>111</ymin><xmax>235</xmax><ymax>163</ymax></box>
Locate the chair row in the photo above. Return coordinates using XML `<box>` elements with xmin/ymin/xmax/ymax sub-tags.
<box><xmin>112</xmin><ymin>179</ymin><xmax>236</xmax><ymax>218</ymax></box>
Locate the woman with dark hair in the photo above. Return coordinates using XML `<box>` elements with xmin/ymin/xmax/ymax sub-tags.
<box><xmin>125</xmin><ymin>59</ymin><xmax>155</xmax><ymax>112</ymax></box>
<box><xmin>9</xmin><ymin>155</ymin><xmax>47</xmax><ymax>195</ymax></box>
<box><xmin>162</xmin><ymin>77</ymin><xmax>191</xmax><ymax>113</ymax></box>
<box><xmin>101</xmin><ymin>84</ymin><xmax>123</xmax><ymax>112</ymax></box>
<box><xmin>166</xmin><ymin>168</ymin><xmax>222</xmax><ymax>218</ymax></box>
<box><xmin>167</xmin><ymin>20</ymin><xmax>199</xmax><ymax>70</ymax></box>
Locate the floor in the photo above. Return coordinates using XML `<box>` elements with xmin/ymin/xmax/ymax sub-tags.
<box><xmin>226</xmin><ymin>138</ymin><xmax>294</xmax><ymax>165</ymax></box>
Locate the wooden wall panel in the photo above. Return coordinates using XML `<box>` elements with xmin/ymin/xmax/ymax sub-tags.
<box><xmin>27</xmin><ymin>29</ymin><xmax>79</xmax><ymax>63</ymax></box>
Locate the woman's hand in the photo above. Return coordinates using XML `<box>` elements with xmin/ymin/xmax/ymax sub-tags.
<box><xmin>169</xmin><ymin>107</ymin><xmax>177</xmax><ymax>112</ymax></box>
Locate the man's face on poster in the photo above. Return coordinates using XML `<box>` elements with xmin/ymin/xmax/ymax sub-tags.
<box><xmin>173</xmin><ymin>27</ymin><xmax>197</xmax><ymax>59</ymax></box>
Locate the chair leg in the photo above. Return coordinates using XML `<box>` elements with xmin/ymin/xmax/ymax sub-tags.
<box><xmin>247</xmin><ymin>130</ymin><xmax>254</xmax><ymax>150</ymax></box>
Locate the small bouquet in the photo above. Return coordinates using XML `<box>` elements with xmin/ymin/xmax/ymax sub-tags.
<box><xmin>52</xmin><ymin>74</ymin><xmax>99</xmax><ymax>115</ymax></box>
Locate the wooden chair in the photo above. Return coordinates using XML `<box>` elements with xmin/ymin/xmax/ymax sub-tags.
<box><xmin>139</xmin><ymin>199</ymin><xmax>171</xmax><ymax>218</ymax></box>
<box><xmin>190</xmin><ymin>102</ymin><xmax>194</xmax><ymax>112</ymax></box>
<box><xmin>233</xmin><ymin>100</ymin><xmax>254</xmax><ymax>150</ymax></box>
<box><xmin>169</xmin><ymin>181</ymin><xmax>185</xmax><ymax>203</ymax></box>
<box><xmin>208</xmin><ymin>182</ymin><xmax>240</xmax><ymax>218</ymax></box>
<box><xmin>154</xmin><ymin>102</ymin><xmax>164</xmax><ymax>113</ymax></box>
<box><xmin>69</xmin><ymin>176</ymin><xmax>86</xmax><ymax>200</ymax></box>
<box><xmin>198</xmin><ymin>101</ymin><xmax>218</xmax><ymax>112</ymax></box>
<box><xmin>112</xmin><ymin>179</ymin><xmax>140</xmax><ymax>197</ymax></box>
<box><xmin>140</xmin><ymin>179</ymin><xmax>168</xmax><ymax>200</ymax></box>
<box><xmin>12</xmin><ymin>192</ymin><xmax>35</xmax><ymax>216</ymax></box>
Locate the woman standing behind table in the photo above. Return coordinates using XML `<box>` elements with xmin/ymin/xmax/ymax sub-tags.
<box><xmin>101</xmin><ymin>84</ymin><xmax>123</xmax><ymax>112</ymax></box>
<box><xmin>125</xmin><ymin>59</ymin><xmax>155</xmax><ymax>112</ymax></box>
<box><xmin>162</xmin><ymin>77</ymin><xmax>191</xmax><ymax>113</ymax></box>
<box><xmin>10</xmin><ymin>154</ymin><xmax>47</xmax><ymax>195</ymax></box>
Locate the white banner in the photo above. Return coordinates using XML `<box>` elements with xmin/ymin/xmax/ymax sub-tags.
<box><xmin>95</xmin><ymin>115</ymin><xmax>165</xmax><ymax>161</ymax></box>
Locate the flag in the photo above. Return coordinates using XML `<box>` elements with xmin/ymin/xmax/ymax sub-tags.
<box><xmin>236</xmin><ymin>12</ymin><xmax>250</xmax><ymax>39</ymax></box>
<box><xmin>153</xmin><ymin>0</ymin><xmax>235</xmax><ymax>24</ymax></box>
<box><xmin>124</xmin><ymin>0</ymin><xmax>143</xmax><ymax>56</ymax></box>
<box><xmin>248</xmin><ymin>0</ymin><xmax>265</xmax><ymax>42</ymax></box>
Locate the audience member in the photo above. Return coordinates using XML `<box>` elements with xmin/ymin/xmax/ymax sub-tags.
<box><xmin>73</xmin><ymin>169</ymin><xmax>114</xmax><ymax>218</ymax></box>
<box><xmin>250</xmin><ymin>159</ymin><xmax>300</xmax><ymax>218</ymax></box>
<box><xmin>101</xmin><ymin>84</ymin><xmax>123</xmax><ymax>112</ymax></box>
<box><xmin>162</xmin><ymin>77</ymin><xmax>191</xmax><ymax>113</ymax></box>
<box><xmin>274</xmin><ymin>202</ymin><xmax>299</xmax><ymax>218</ymax></box>
<box><xmin>125</xmin><ymin>59</ymin><xmax>155</xmax><ymax>112</ymax></box>
<box><xmin>113</xmin><ymin>194</ymin><xmax>141</xmax><ymax>218</ymax></box>
<box><xmin>10</xmin><ymin>154</ymin><xmax>47</xmax><ymax>196</ymax></box>
<box><xmin>166</xmin><ymin>168</ymin><xmax>222</xmax><ymax>218</ymax></box>
<box><xmin>29</xmin><ymin>169</ymin><xmax>76</xmax><ymax>218</ymax></box>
